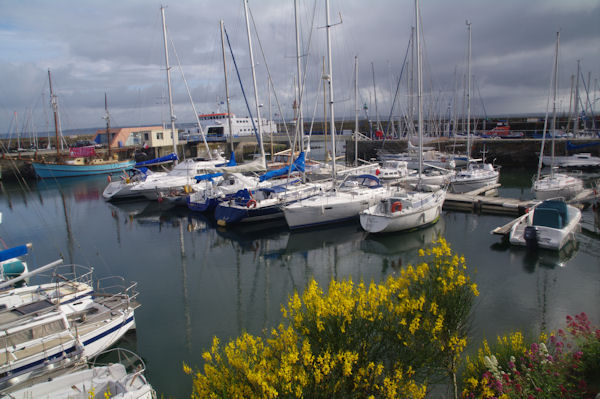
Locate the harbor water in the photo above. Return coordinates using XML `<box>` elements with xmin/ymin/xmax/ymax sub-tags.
<box><xmin>1</xmin><ymin>168</ymin><xmax>599</xmax><ymax>398</ymax></box>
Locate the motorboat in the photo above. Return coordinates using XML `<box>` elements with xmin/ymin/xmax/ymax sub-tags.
<box><xmin>360</xmin><ymin>186</ymin><xmax>446</xmax><ymax>234</ymax></box>
<box><xmin>509</xmin><ymin>199</ymin><xmax>581</xmax><ymax>250</ymax></box>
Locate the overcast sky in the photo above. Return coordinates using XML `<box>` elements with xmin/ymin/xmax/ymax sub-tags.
<box><xmin>1</xmin><ymin>0</ymin><xmax>598</xmax><ymax>134</ymax></box>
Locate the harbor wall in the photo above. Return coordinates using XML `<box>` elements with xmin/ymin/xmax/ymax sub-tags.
<box><xmin>346</xmin><ymin>138</ymin><xmax>600</xmax><ymax>167</ymax></box>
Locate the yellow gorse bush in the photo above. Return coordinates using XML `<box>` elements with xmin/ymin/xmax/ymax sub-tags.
<box><xmin>189</xmin><ymin>238</ymin><xmax>478</xmax><ymax>398</ymax></box>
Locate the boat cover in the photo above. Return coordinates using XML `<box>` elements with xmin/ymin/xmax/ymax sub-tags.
<box><xmin>0</xmin><ymin>245</ymin><xmax>29</xmax><ymax>263</ymax></box>
<box><xmin>259</xmin><ymin>152</ymin><xmax>305</xmax><ymax>182</ymax></box>
<box><xmin>135</xmin><ymin>153</ymin><xmax>178</xmax><ymax>167</ymax></box>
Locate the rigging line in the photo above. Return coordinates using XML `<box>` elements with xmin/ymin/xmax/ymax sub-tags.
<box><xmin>168</xmin><ymin>33</ymin><xmax>211</xmax><ymax>158</ymax></box>
<box><xmin>247</xmin><ymin>6</ymin><xmax>292</xmax><ymax>147</ymax></box>
<box><xmin>381</xmin><ymin>34</ymin><xmax>412</xmax><ymax>147</ymax></box>
<box><xmin>223</xmin><ymin>24</ymin><xmax>260</xmax><ymax>146</ymax></box>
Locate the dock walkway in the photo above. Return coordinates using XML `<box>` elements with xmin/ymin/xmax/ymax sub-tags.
<box><xmin>443</xmin><ymin>184</ymin><xmax>537</xmax><ymax>216</ymax></box>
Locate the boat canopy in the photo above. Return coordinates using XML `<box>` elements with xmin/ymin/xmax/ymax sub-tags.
<box><xmin>0</xmin><ymin>244</ymin><xmax>30</xmax><ymax>262</ymax></box>
<box><xmin>259</xmin><ymin>152</ymin><xmax>305</xmax><ymax>182</ymax></box>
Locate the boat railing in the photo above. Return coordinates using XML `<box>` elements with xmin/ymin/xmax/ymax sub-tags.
<box><xmin>89</xmin><ymin>347</ymin><xmax>149</xmax><ymax>384</ymax></box>
<box><xmin>94</xmin><ymin>276</ymin><xmax>139</xmax><ymax>310</ymax></box>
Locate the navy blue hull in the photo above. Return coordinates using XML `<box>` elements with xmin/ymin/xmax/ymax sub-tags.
<box><xmin>215</xmin><ymin>203</ymin><xmax>282</xmax><ymax>225</ymax></box>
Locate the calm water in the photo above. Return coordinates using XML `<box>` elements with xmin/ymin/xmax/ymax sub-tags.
<box><xmin>1</xmin><ymin>168</ymin><xmax>599</xmax><ymax>398</ymax></box>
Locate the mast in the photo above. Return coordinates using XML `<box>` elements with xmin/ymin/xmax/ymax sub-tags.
<box><xmin>550</xmin><ymin>32</ymin><xmax>560</xmax><ymax>177</ymax></box>
<box><xmin>48</xmin><ymin>69</ymin><xmax>61</xmax><ymax>158</ymax></box>
<box><xmin>573</xmin><ymin>59</ymin><xmax>580</xmax><ymax>137</ymax></box>
<box><xmin>415</xmin><ymin>0</ymin><xmax>423</xmax><ymax>178</ymax></box>
<box><xmin>354</xmin><ymin>55</ymin><xmax>359</xmax><ymax>166</ymax></box>
<box><xmin>160</xmin><ymin>6</ymin><xmax>178</xmax><ymax>164</ymax></box>
<box><xmin>294</xmin><ymin>0</ymin><xmax>305</xmax><ymax>181</ymax></box>
<box><xmin>466</xmin><ymin>20</ymin><xmax>472</xmax><ymax>161</ymax></box>
<box><xmin>372</xmin><ymin>62</ymin><xmax>380</xmax><ymax>134</ymax></box>
<box><xmin>325</xmin><ymin>0</ymin><xmax>336</xmax><ymax>185</ymax></box>
<box><xmin>243</xmin><ymin>0</ymin><xmax>266</xmax><ymax>167</ymax></box>
<box><xmin>322</xmin><ymin>56</ymin><xmax>328</xmax><ymax>162</ymax></box>
<box><xmin>220</xmin><ymin>20</ymin><xmax>235</xmax><ymax>154</ymax></box>
<box><xmin>104</xmin><ymin>93</ymin><xmax>112</xmax><ymax>159</ymax></box>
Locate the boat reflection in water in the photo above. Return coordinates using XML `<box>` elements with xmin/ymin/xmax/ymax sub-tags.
<box><xmin>490</xmin><ymin>238</ymin><xmax>578</xmax><ymax>272</ymax></box>
<box><xmin>361</xmin><ymin>216</ymin><xmax>446</xmax><ymax>271</ymax></box>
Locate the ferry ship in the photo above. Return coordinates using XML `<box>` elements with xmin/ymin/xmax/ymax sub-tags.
<box><xmin>186</xmin><ymin>113</ymin><xmax>277</xmax><ymax>142</ymax></box>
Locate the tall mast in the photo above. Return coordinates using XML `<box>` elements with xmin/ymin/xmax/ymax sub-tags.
<box><xmin>220</xmin><ymin>20</ymin><xmax>235</xmax><ymax>154</ymax></box>
<box><xmin>243</xmin><ymin>0</ymin><xmax>266</xmax><ymax>167</ymax></box>
<box><xmin>48</xmin><ymin>69</ymin><xmax>61</xmax><ymax>158</ymax></box>
<box><xmin>466</xmin><ymin>20</ymin><xmax>472</xmax><ymax>160</ymax></box>
<box><xmin>573</xmin><ymin>59</ymin><xmax>580</xmax><ymax>137</ymax></box>
<box><xmin>550</xmin><ymin>32</ymin><xmax>560</xmax><ymax>176</ymax></box>
<box><xmin>325</xmin><ymin>0</ymin><xmax>336</xmax><ymax>185</ymax></box>
<box><xmin>294</xmin><ymin>0</ymin><xmax>305</xmax><ymax>181</ymax></box>
<box><xmin>354</xmin><ymin>55</ymin><xmax>359</xmax><ymax>166</ymax></box>
<box><xmin>160</xmin><ymin>6</ymin><xmax>178</xmax><ymax>164</ymax></box>
<box><xmin>104</xmin><ymin>92</ymin><xmax>112</xmax><ymax>159</ymax></box>
<box><xmin>415</xmin><ymin>0</ymin><xmax>423</xmax><ymax>178</ymax></box>
<box><xmin>372</xmin><ymin>62</ymin><xmax>380</xmax><ymax>133</ymax></box>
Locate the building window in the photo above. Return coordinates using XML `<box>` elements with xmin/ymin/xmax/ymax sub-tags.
<box><xmin>156</xmin><ymin>132</ymin><xmax>163</xmax><ymax>140</ymax></box>
<box><xmin>144</xmin><ymin>133</ymin><xmax>149</xmax><ymax>140</ymax></box>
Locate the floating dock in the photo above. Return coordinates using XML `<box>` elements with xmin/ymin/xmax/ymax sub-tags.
<box><xmin>443</xmin><ymin>184</ymin><xmax>537</xmax><ymax>216</ymax></box>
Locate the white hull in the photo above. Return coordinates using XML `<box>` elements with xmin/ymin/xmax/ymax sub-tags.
<box><xmin>509</xmin><ymin>200</ymin><xmax>581</xmax><ymax>250</ymax></box>
<box><xmin>5</xmin><ymin>350</ymin><xmax>155</xmax><ymax>399</ymax></box>
<box><xmin>532</xmin><ymin>173</ymin><xmax>584</xmax><ymax>201</ymax></box>
<box><xmin>284</xmin><ymin>187</ymin><xmax>387</xmax><ymax>229</ymax></box>
<box><xmin>542</xmin><ymin>153</ymin><xmax>600</xmax><ymax>168</ymax></box>
<box><xmin>450</xmin><ymin>164</ymin><xmax>499</xmax><ymax>193</ymax></box>
<box><xmin>360</xmin><ymin>190</ymin><xmax>445</xmax><ymax>233</ymax></box>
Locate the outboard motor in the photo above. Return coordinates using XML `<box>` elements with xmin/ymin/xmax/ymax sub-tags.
<box><xmin>523</xmin><ymin>226</ymin><xmax>538</xmax><ymax>249</ymax></box>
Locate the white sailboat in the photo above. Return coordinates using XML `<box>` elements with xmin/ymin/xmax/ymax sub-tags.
<box><xmin>0</xmin><ymin>276</ymin><xmax>139</xmax><ymax>390</ymax></box>
<box><xmin>283</xmin><ymin>0</ymin><xmax>388</xmax><ymax>230</ymax></box>
<box><xmin>450</xmin><ymin>21</ymin><xmax>499</xmax><ymax>194</ymax></box>
<box><xmin>359</xmin><ymin>0</ymin><xmax>446</xmax><ymax>235</ymax></box>
<box><xmin>532</xmin><ymin>32</ymin><xmax>584</xmax><ymax>201</ymax></box>
<box><xmin>3</xmin><ymin>348</ymin><xmax>155</xmax><ymax>399</ymax></box>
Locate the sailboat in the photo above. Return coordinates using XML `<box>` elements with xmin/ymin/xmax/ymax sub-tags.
<box><xmin>283</xmin><ymin>0</ymin><xmax>388</xmax><ymax>230</ymax></box>
<box><xmin>532</xmin><ymin>32</ymin><xmax>584</xmax><ymax>201</ymax></box>
<box><xmin>359</xmin><ymin>0</ymin><xmax>446</xmax><ymax>234</ymax></box>
<box><xmin>450</xmin><ymin>21</ymin><xmax>499</xmax><ymax>194</ymax></box>
<box><xmin>31</xmin><ymin>78</ymin><xmax>135</xmax><ymax>179</ymax></box>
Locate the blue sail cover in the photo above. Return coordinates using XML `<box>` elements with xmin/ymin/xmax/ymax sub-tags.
<box><xmin>566</xmin><ymin>141</ymin><xmax>600</xmax><ymax>151</ymax></box>
<box><xmin>135</xmin><ymin>153</ymin><xmax>178</xmax><ymax>167</ymax></box>
<box><xmin>216</xmin><ymin>152</ymin><xmax>237</xmax><ymax>167</ymax></box>
<box><xmin>194</xmin><ymin>172</ymin><xmax>224</xmax><ymax>183</ymax></box>
<box><xmin>259</xmin><ymin>152</ymin><xmax>305</xmax><ymax>182</ymax></box>
<box><xmin>0</xmin><ymin>245</ymin><xmax>29</xmax><ymax>262</ymax></box>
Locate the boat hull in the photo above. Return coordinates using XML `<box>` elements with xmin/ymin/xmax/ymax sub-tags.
<box><xmin>360</xmin><ymin>192</ymin><xmax>445</xmax><ymax>234</ymax></box>
<box><xmin>32</xmin><ymin>160</ymin><xmax>135</xmax><ymax>179</ymax></box>
<box><xmin>509</xmin><ymin>201</ymin><xmax>581</xmax><ymax>250</ymax></box>
<box><xmin>284</xmin><ymin>189</ymin><xmax>385</xmax><ymax>230</ymax></box>
<box><xmin>450</xmin><ymin>171</ymin><xmax>499</xmax><ymax>193</ymax></box>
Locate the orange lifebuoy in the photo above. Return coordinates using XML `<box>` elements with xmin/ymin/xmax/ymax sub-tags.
<box><xmin>391</xmin><ymin>201</ymin><xmax>402</xmax><ymax>213</ymax></box>
<box><xmin>246</xmin><ymin>199</ymin><xmax>257</xmax><ymax>208</ymax></box>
